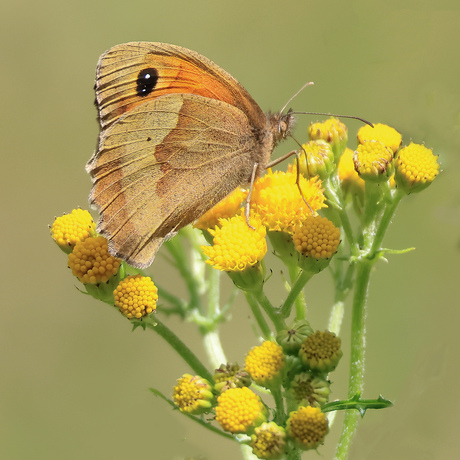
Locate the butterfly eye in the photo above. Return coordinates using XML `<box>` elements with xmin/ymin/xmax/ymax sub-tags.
<box><xmin>137</xmin><ymin>68</ymin><xmax>159</xmax><ymax>97</ymax></box>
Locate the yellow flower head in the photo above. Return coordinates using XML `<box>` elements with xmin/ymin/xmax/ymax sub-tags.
<box><xmin>353</xmin><ymin>140</ymin><xmax>394</xmax><ymax>182</ymax></box>
<box><xmin>299</xmin><ymin>330</ymin><xmax>343</xmax><ymax>373</ymax></box>
<box><xmin>51</xmin><ymin>208</ymin><xmax>96</xmax><ymax>253</ymax></box>
<box><xmin>338</xmin><ymin>147</ymin><xmax>365</xmax><ymax>192</ymax></box>
<box><xmin>298</xmin><ymin>140</ymin><xmax>335</xmax><ymax>179</ymax></box>
<box><xmin>394</xmin><ymin>142</ymin><xmax>440</xmax><ymax>194</ymax></box>
<box><xmin>250</xmin><ymin>170</ymin><xmax>326</xmax><ymax>234</ymax></box>
<box><xmin>194</xmin><ymin>187</ymin><xmax>247</xmax><ymax>230</ymax></box>
<box><xmin>245</xmin><ymin>341</ymin><xmax>285</xmax><ymax>387</ymax></box>
<box><xmin>251</xmin><ymin>422</ymin><xmax>287</xmax><ymax>460</ymax></box>
<box><xmin>201</xmin><ymin>214</ymin><xmax>267</xmax><ymax>271</ymax></box>
<box><xmin>172</xmin><ymin>374</ymin><xmax>214</xmax><ymax>415</ymax></box>
<box><xmin>308</xmin><ymin>118</ymin><xmax>348</xmax><ymax>159</ymax></box>
<box><xmin>113</xmin><ymin>274</ymin><xmax>158</xmax><ymax>319</ymax></box>
<box><xmin>68</xmin><ymin>236</ymin><xmax>121</xmax><ymax>284</ymax></box>
<box><xmin>286</xmin><ymin>406</ymin><xmax>329</xmax><ymax>450</ymax></box>
<box><xmin>358</xmin><ymin>123</ymin><xmax>402</xmax><ymax>153</ymax></box>
<box><xmin>290</xmin><ymin>373</ymin><xmax>331</xmax><ymax>408</ymax></box>
<box><xmin>293</xmin><ymin>216</ymin><xmax>340</xmax><ymax>259</ymax></box>
<box><xmin>215</xmin><ymin>387</ymin><xmax>267</xmax><ymax>434</ymax></box>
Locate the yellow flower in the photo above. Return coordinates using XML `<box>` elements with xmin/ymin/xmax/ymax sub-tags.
<box><xmin>50</xmin><ymin>208</ymin><xmax>96</xmax><ymax>253</ymax></box>
<box><xmin>113</xmin><ymin>274</ymin><xmax>158</xmax><ymax>319</ymax></box>
<box><xmin>299</xmin><ymin>330</ymin><xmax>343</xmax><ymax>373</ymax></box>
<box><xmin>286</xmin><ymin>406</ymin><xmax>329</xmax><ymax>450</ymax></box>
<box><xmin>68</xmin><ymin>236</ymin><xmax>121</xmax><ymax>284</ymax></box>
<box><xmin>245</xmin><ymin>341</ymin><xmax>285</xmax><ymax>387</ymax></box>
<box><xmin>201</xmin><ymin>214</ymin><xmax>267</xmax><ymax>271</ymax></box>
<box><xmin>338</xmin><ymin>147</ymin><xmax>365</xmax><ymax>196</ymax></box>
<box><xmin>353</xmin><ymin>140</ymin><xmax>394</xmax><ymax>182</ymax></box>
<box><xmin>357</xmin><ymin>123</ymin><xmax>402</xmax><ymax>153</ymax></box>
<box><xmin>194</xmin><ymin>187</ymin><xmax>247</xmax><ymax>230</ymax></box>
<box><xmin>293</xmin><ymin>216</ymin><xmax>340</xmax><ymax>259</ymax></box>
<box><xmin>308</xmin><ymin>117</ymin><xmax>348</xmax><ymax>159</ymax></box>
<box><xmin>172</xmin><ymin>374</ymin><xmax>214</xmax><ymax>415</ymax></box>
<box><xmin>298</xmin><ymin>140</ymin><xmax>335</xmax><ymax>179</ymax></box>
<box><xmin>394</xmin><ymin>142</ymin><xmax>440</xmax><ymax>193</ymax></box>
<box><xmin>215</xmin><ymin>387</ymin><xmax>267</xmax><ymax>434</ymax></box>
<box><xmin>251</xmin><ymin>422</ymin><xmax>287</xmax><ymax>460</ymax></box>
<box><xmin>250</xmin><ymin>170</ymin><xmax>326</xmax><ymax>234</ymax></box>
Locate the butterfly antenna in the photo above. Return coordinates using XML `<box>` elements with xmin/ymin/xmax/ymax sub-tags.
<box><xmin>291</xmin><ymin>111</ymin><xmax>374</xmax><ymax>127</ymax></box>
<box><xmin>280</xmin><ymin>82</ymin><xmax>314</xmax><ymax>114</ymax></box>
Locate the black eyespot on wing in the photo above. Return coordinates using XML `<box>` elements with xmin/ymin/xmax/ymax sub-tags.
<box><xmin>137</xmin><ymin>68</ymin><xmax>159</xmax><ymax>97</ymax></box>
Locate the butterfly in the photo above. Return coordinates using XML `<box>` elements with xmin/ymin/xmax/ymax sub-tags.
<box><xmin>86</xmin><ymin>42</ymin><xmax>296</xmax><ymax>268</ymax></box>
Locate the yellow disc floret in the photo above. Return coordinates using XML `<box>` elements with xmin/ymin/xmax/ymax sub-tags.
<box><xmin>251</xmin><ymin>422</ymin><xmax>287</xmax><ymax>460</ymax></box>
<box><xmin>201</xmin><ymin>214</ymin><xmax>267</xmax><ymax>271</ymax></box>
<box><xmin>68</xmin><ymin>236</ymin><xmax>121</xmax><ymax>284</ymax></box>
<box><xmin>286</xmin><ymin>406</ymin><xmax>329</xmax><ymax>450</ymax></box>
<box><xmin>394</xmin><ymin>142</ymin><xmax>440</xmax><ymax>193</ymax></box>
<box><xmin>194</xmin><ymin>187</ymin><xmax>247</xmax><ymax>230</ymax></box>
<box><xmin>113</xmin><ymin>274</ymin><xmax>158</xmax><ymax>319</ymax></box>
<box><xmin>215</xmin><ymin>387</ymin><xmax>267</xmax><ymax>434</ymax></box>
<box><xmin>172</xmin><ymin>374</ymin><xmax>214</xmax><ymax>415</ymax></box>
<box><xmin>293</xmin><ymin>216</ymin><xmax>340</xmax><ymax>259</ymax></box>
<box><xmin>353</xmin><ymin>140</ymin><xmax>394</xmax><ymax>182</ymax></box>
<box><xmin>51</xmin><ymin>208</ymin><xmax>96</xmax><ymax>252</ymax></box>
<box><xmin>358</xmin><ymin>123</ymin><xmax>402</xmax><ymax>153</ymax></box>
<box><xmin>250</xmin><ymin>170</ymin><xmax>326</xmax><ymax>234</ymax></box>
<box><xmin>245</xmin><ymin>341</ymin><xmax>285</xmax><ymax>387</ymax></box>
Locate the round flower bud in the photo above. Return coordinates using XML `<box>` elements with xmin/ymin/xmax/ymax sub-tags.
<box><xmin>394</xmin><ymin>142</ymin><xmax>440</xmax><ymax>194</ymax></box>
<box><xmin>113</xmin><ymin>274</ymin><xmax>158</xmax><ymax>319</ymax></box>
<box><xmin>172</xmin><ymin>374</ymin><xmax>214</xmax><ymax>415</ymax></box>
<box><xmin>276</xmin><ymin>319</ymin><xmax>314</xmax><ymax>355</ymax></box>
<box><xmin>215</xmin><ymin>387</ymin><xmax>268</xmax><ymax>434</ymax></box>
<box><xmin>290</xmin><ymin>372</ymin><xmax>331</xmax><ymax>408</ymax></box>
<box><xmin>286</xmin><ymin>406</ymin><xmax>329</xmax><ymax>450</ymax></box>
<box><xmin>251</xmin><ymin>422</ymin><xmax>287</xmax><ymax>459</ymax></box>
<box><xmin>245</xmin><ymin>341</ymin><xmax>285</xmax><ymax>388</ymax></box>
<box><xmin>353</xmin><ymin>140</ymin><xmax>394</xmax><ymax>183</ymax></box>
<box><xmin>298</xmin><ymin>140</ymin><xmax>335</xmax><ymax>179</ymax></box>
<box><xmin>299</xmin><ymin>330</ymin><xmax>343</xmax><ymax>373</ymax></box>
<box><xmin>68</xmin><ymin>236</ymin><xmax>121</xmax><ymax>284</ymax></box>
<box><xmin>51</xmin><ymin>208</ymin><xmax>96</xmax><ymax>253</ymax></box>
<box><xmin>357</xmin><ymin>123</ymin><xmax>402</xmax><ymax>153</ymax></box>
<box><xmin>213</xmin><ymin>363</ymin><xmax>251</xmax><ymax>393</ymax></box>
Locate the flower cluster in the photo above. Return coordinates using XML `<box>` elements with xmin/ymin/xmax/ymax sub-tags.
<box><xmin>51</xmin><ymin>117</ymin><xmax>439</xmax><ymax>460</ymax></box>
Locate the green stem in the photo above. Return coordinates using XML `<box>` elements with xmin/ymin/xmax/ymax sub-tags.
<box><xmin>245</xmin><ymin>292</ymin><xmax>272</xmax><ymax>339</ymax></box>
<box><xmin>255</xmin><ymin>290</ymin><xmax>286</xmax><ymax>332</ymax></box>
<box><xmin>287</xmin><ymin>264</ymin><xmax>307</xmax><ymax>320</ymax></box>
<box><xmin>145</xmin><ymin>317</ymin><xmax>212</xmax><ymax>381</ymax></box>
<box><xmin>334</xmin><ymin>260</ymin><xmax>372</xmax><ymax>460</ymax></box>
<box><xmin>202</xmin><ymin>330</ymin><xmax>226</xmax><ymax>369</ymax></box>
<box><xmin>271</xmin><ymin>387</ymin><xmax>286</xmax><ymax>425</ymax></box>
<box><xmin>371</xmin><ymin>191</ymin><xmax>403</xmax><ymax>254</ymax></box>
<box><xmin>280</xmin><ymin>269</ymin><xmax>313</xmax><ymax>318</ymax></box>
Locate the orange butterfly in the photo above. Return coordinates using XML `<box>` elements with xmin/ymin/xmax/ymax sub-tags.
<box><xmin>86</xmin><ymin>42</ymin><xmax>295</xmax><ymax>268</ymax></box>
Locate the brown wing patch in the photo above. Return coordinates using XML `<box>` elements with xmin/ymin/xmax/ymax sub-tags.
<box><xmin>87</xmin><ymin>93</ymin><xmax>264</xmax><ymax>268</ymax></box>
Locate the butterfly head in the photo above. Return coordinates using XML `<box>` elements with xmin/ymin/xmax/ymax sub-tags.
<box><xmin>268</xmin><ymin>109</ymin><xmax>296</xmax><ymax>146</ymax></box>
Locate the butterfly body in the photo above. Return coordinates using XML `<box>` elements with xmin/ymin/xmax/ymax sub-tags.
<box><xmin>87</xmin><ymin>42</ymin><xmax>294</xmax><ymax>268</ymax></box>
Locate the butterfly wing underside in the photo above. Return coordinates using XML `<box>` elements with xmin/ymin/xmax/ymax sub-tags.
<box><xmin>87</xmin><ymin>93</ymin><xmax>259</xmax><ymax>268</ymax></box>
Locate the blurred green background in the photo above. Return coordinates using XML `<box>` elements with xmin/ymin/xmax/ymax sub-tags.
<box><xmin>2</xmin><ymin>0</ymin><xmax>459</xmax><ymax>458</ymax></box>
